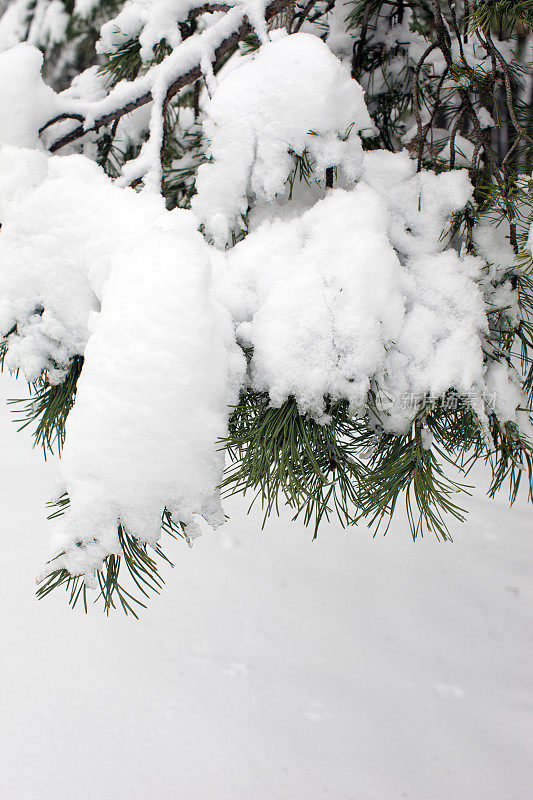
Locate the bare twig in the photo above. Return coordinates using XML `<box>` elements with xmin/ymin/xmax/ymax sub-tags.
<box><xmin>447</xmin><ymin>0</ymin><xmax>467</xmax><ymax>64</ymax></box>
<box><xmin>502</xmin><ymin>136</ymin><xmax>520</xmax><ymax>172</ymax></box>
<box><xmin>39</xmin><ymin>112</ymin><xmax>84</xmax><ymax>134</ymax></box>
<box><xmin>98</xmin><ymin>117</ymin><xmax>119</xmax><ymax>170</ymax></box>
<box><xmin>193</xmin><ymin>79</ymin><xmax>201</xmax><ymax>120</ymax></box>
<box><xmin>351</xmin><ymin>1</ymin><xmax>372</xmax><ymax>80</ymax></box>
<box><xmin>469</xmin><ymin>137</ymin><xmax>482</xmax><ymax>181</ymax></box>
<box><xmin>448</xmin><ymin>107</ymin><xmax>465</xmax><ymax>169</ymax></box>
<box><xmin>430</xmin><ymin>0</ymin><xmax>453</xmax><ymax>68</ymax></box>
<box><xmin>292</xmin><ymin>0</ymin><xmax>317</xmax><ymax>33</ymax></box>
<box><xmin>411</xmin><ymin>42</ymin><xmax>439</xmax><ymax>170</ymax></box>
<box><xmin>484</xmin><ymin>31</ymin><xmax>533</xmax><ymax>147</ymax></box>
<box><xmin>417</xmin><ymin>66</ymin><xmax>449</xmax><ymax>159</ymax></box>
<box><xmin>463</xmin><ymin>0</ymin><xmax>469</xmax><ymax>44</ymax></box>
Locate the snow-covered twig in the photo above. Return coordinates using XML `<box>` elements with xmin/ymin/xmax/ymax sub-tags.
<box><xmin>40</xmin><ymin>0</ymin><xmax>296</xmax><ymax>153</ymax></box>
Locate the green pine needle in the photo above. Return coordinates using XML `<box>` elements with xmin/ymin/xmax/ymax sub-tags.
<box><xmin>37</xmin><ymin>501</ymin><xmax>188</xmax><ymax>619</ymax></box>
<box><xmin>221</xmin><ymin>388</ymin><xmax>533</xmax><ymax>543</ymax></box>
<box><xmin>7</xmin><ymin>356</ymin><xmax>83</xmax><ymax>457</ymax></box>
<box><xmin>221</xmin><ymin>394</ymin><xmax>370</xmax><ymax>535</ymax></box>
<box><xmin>467</xmin><ymin>0</ymin><xmax>533</xmax><ymax>34</ymax></box>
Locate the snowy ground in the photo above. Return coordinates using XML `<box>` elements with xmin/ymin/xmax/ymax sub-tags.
<box><xmin>0</xmin><ymin>371</ymin><xmax>532</xmax><ymax>800</ymax></box>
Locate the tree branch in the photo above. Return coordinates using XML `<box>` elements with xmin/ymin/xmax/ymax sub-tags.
<box><xmin>483</xmin><ymin>30</ymin><xmax>533</xmax><ymax>148</ymax></box>
<box><xmin>292</xmin><ymin>0</ymin><xmax>317</xmax><ymax>33</ymax></box>
<box><xmin>411</xmin><ymin>42</ymin><xmax>439</xmax><ymax>170</ymax></box>
<box><xmin>42</xmin><ymin>0</ymin><xmax>296</xmax><ymax>153</ymax></box>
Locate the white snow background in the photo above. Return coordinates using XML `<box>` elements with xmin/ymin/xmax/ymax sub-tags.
<box><xmin>0</xmin><ymin>370</ymin><xmax>532</xmax><ymax>799</ymax></box>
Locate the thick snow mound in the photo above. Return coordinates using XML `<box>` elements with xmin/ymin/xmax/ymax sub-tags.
<box><xmin>0</xmin><ymin>151</ymin><xmax>164</xmax><ymax>382</ymax></box>
<box><xmin>51</xmin><ymin>210</ymin><xmax>244</xmax><ymax>578</ymax></box>
<box><xmin>0</xmin><ymin>43</ymin><xmax>57</xmax><ymax>148</ymax></box>
<box><xmin>193</xmin><ymin>32</ymin><xmax>372</xmax><ymax>245</ymax></box>
<box><xmin>217</xmin><ymin>185</ymin><xmax>405</xmax><ymax>418</ymax></box>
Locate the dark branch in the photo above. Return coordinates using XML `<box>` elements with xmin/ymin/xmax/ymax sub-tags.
<box><xmin>42</xmin><ymin>0</ymin><xmax>296</xmax><ymax>153</ymax></box>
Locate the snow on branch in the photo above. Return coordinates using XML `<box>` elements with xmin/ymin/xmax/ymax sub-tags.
<box><xmin>0</xmin><ymin>0</ymin><xmax>532</xmax><ymax>613</ymax></box>
<box><xmin>40</xmin><ymin>0</ymin><xmax>295</xmax><ymax>154</ymax></box>
<box><xmin>192</xmin><ymin>32</ymin><xmax>372</xmax><ymax>244</ymax></box>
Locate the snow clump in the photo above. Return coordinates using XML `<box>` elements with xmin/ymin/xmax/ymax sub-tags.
<box><xmin>193</xmin><ymin>32</ymin><xmax>372</xmax><ymax>246</ymax></box>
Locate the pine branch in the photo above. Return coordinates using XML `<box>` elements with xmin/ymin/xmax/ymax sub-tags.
<box><xmin>7</xmin><ymin>357</ymin><xmax>83</xmax><ymax>457</ymax></box>
<box><xmin>40</xmin><ymin>0</ymin><xmax>298</xmax><ymax>153</ymax></box>
<box><xmin>221</xmin><ymin>394</ymin><xmax>369</xmax><ymax>534</ymax></box>
<box><xmin>38</xmin><ymin>501</ymin><xmax>189</xmax><ymax>618</ymax></box>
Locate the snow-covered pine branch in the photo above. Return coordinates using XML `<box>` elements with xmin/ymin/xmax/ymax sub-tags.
<box><xmin>40</xmin><ymin>0</ymin><xmax>296</xmax><ymax>153</ymax></box>
<box><xmin>0</xmin><ymin>0</ymin><xmax>532</xmax><ymax>614</ymax></box>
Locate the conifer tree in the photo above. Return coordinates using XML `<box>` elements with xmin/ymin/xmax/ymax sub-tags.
<box><xmin>0</xmin><ymin>0</ymin><xmax>531</xmax><ymax>615</ymax></box>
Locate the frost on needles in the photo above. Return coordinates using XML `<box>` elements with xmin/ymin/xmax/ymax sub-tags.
<box><xmin>0</xmin><ymin>1</ymin><xmax>532</xmax><ymax>614</ymax></box>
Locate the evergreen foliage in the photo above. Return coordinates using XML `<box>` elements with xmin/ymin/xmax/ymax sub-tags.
<box><xmin>0</xmin><ymin>0</ymin><xmax>532</xmax><ymax>614</ymax></box>
<box><xmin>7</xmin><ymin>356</ymin><xmax>83</xmax><ymax>457</ymax></box>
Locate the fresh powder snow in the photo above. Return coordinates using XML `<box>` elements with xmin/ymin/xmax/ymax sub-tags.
<box><xmin>0</xmin><ymin>27</ymin><xmax>529</xmax><ymax>598</ymax></box>
<box><xmin>50</xmin><ymin>211</ymin><xmax>243</xmax><ymax>579</ymax></box>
